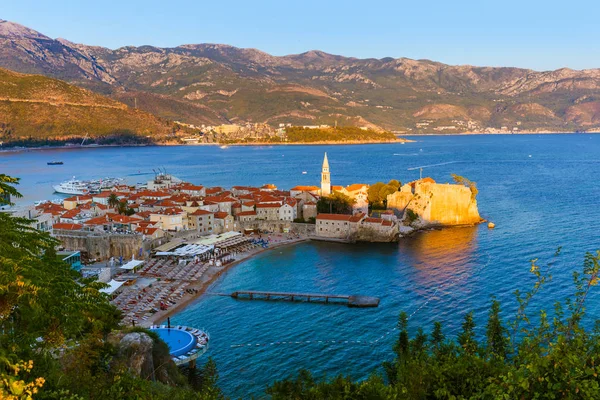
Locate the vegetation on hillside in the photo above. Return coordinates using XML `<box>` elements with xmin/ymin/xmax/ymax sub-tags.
<box><xmin>0</xmin><ymin>68</ymin><xmax>176</xmax><ymax>146</ymax></box>
<box><xmin>0</xmin><ymin>175</ymin><xmax>222</xmax><ymax>399</ymax></box>
<box><xmin>268</xmin><ymin>250</ymin><xmax>600</xmax><ymax>399</ymax></box>
<box><xmin>284</xmin><ymin>127</ymin><xmax>397</xmax><ymax>143</ymax></box>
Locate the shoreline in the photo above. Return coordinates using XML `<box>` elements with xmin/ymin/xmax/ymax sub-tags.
<box><xmin>4</xmin><ymin>130</ymin><xmax>597</xmax><ymax>153</ymax></box>
<box><xmin>143</xmin><ymin>237</ymin><xmax>309</xmax><ymax>327</ymax></box>
<box><xmin>0</xmin><ymin>139</ymin><xmax>410</xmax><ymax>153</ymax></box>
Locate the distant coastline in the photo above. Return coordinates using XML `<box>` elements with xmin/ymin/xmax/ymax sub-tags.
<box><xmin>3</xmin><ymin>131</ymin><xmax>597</xmax><ymax>153</ymax></box>
<box><xmin>0</xmin><ymin>138</ymin><xmax>413</xmax><ymax>153</ymax></box>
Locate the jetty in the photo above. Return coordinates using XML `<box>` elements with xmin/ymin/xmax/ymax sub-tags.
<box><xmin>230</xmin><ymin>290</ymin><xmax>380</xmax><ymax>308</ymax></box>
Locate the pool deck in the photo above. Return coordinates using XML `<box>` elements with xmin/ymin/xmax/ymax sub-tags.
<box><xmin>150</xmin><ymin>325</ymin><xmax>210</xmax><ymax>366</ymax></box>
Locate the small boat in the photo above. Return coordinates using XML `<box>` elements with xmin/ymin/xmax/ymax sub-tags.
<box><xmin>302</xmin><ymin>171</ymin><xmax>307</xmax><ymax>174</ymax></box>
<box><xmin>47</xmin><ymin>161</ymin><xmax>63</xmax><ymax>165</ymax></box>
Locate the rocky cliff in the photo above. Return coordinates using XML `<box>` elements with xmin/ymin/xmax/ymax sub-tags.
<box><xmin>387</xmin><ymin>178</ymin><xmax>482</xmax><ymax>227</ymax></box>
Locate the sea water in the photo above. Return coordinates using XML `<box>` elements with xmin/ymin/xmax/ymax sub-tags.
<box><xmin>2</xmin><ymin>134</ymin><xmax>600</xmax><ymax>397</ymax></box>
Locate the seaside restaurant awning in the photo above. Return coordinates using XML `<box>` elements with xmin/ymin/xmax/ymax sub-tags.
<box><xmin>173</xmin><ymin>244</ymin><xmax>213</xmax><ymax>257</ymax></box>
<box><xmin>156</xmin><ymin>244</ymin><xmax>214</xmax><ymax>257</ymax></box>
<box><xmin>195</xmin><ymin>231</ymin><xmax>242</xmax><ymax>247</ymax></box>
<box><xmin>120</xmin><ymin>259</ymin><xmax>144</xmax><ymax>271</ymax></box>
<box><xmin>154</xmin><ymin>238</ymin><xmax>185</xmax><ymax>253</ymax></box>
<box><xmin>100</xmin><ymin>279</ymin><xmax>125</xmax><ymax>295</ymax></box>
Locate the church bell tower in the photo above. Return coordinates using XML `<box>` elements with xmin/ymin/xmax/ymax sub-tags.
<box><xmin>321</xmin><ymin>152</ymin><xmax>331</xmax><ymax>196</ymax></box>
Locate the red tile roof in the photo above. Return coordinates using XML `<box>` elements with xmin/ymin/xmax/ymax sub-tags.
<box><xmin>214</xmin><ymin>212</ymin><xmax>230</xmax><ymax>219</ymax></box>
<box><xmin>409</xmin><ymin>177</ymin><xmax>436</xmax><ymax>187</ymax></box>
<box><xmin>178</xmin><ymin>183</ymin><xmax>204</xmax><ymax>191</ymax></box>
<box><xmin>52</xmin><ymin>223</ymin><xmax>83</xmax><ymax>230</ymax></box>
<box><xmin>349</xmin><ymin>213</ymin><xmax>366</xmax><ymax>222</ymax></box>
<box><xmin>205</xmin><ymin>187</ymin><xmax>223</xmax><ymax>195</ymax></box>
<box><xmin>256</xmin><ymin>203</ymin><xmax>281</xmax><ymax>209</ymax></box>
<box><xmin>64</xmin><ymin>195</ymin><xmax>93</xmax><ymax>202</ymax></box>
<box><xmin>92</xmin><ymin>191</ymin><xmax>113</xmax><ymax>198</ymax></box>
<box><xmin>84</xmin><ymin>215</ymin><xmax>110</xmax><ymax>226</ymax></box>
<box><xmin>133</xmin><ymin>211</ymin><xmax>152</xmax><ymax>219</ymax></box>
<box><xmin>291</xmin><ymin>185</ymin><xmax>320</xmax><ymax>191</ymax></box>
<box><xmin>153</xmin><ymin>207</ymin><xmax>184</xmax><ymax>215</ymax></box>
<box><xmin>60</xmin><ymin>209</ymin><xmax>83</xmax><ymax>219</ymax></box>
<box><xmin>346</xmin><ymin>184</ymin><xmax>368</xmax><ymax>192</ymax></box>
<box><xmin>79</xmin><ymin>202</ymin><xmax>108</xmax><ymax>210</ymax></box>
<box><xmin>204</xmin><ymin>196</ymin><xmax>236</xmax><ymax>204</ymax></box>
<box><xmin>236</xmin><ymin>211</ymin><xmax>257</xmax><ymax>216</ymax></box>
<box><xmin>191</xmin><ymin>209</ymin><xmax>214</xmax><ymax>216</ymax></box>
<box><xmin>316</xmin><ymin>213</ymin><xmax>352</xmax><ymax>221</ymax></box>
<box><xmin>136</xmin><ymin>227</ymin><xmax>160</xmax><ymax>235</ymax></box>
<box><xmin>106</xmin><ymin>213</ymin><xmax>142</xmax><ymax>224</ymax></box>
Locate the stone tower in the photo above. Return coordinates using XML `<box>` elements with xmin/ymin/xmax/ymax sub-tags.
<box><xmin>321</xmin><ymin>152</ymin><xmax>331</xmax><ymax>196</ymax></box>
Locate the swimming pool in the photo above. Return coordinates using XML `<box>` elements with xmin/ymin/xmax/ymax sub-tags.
<box><xmin>151</xmin><ymin>328</ymin><xmax>197</xmax><ymax>357</ymax></box>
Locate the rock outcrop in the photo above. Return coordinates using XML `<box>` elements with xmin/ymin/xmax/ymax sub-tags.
<box><xmin>107</xmin><ymin>330</ymin><xmax>176</xmax><ymax>384</ymax></box>
<box><xmin>354</xmin><ymin>226</ymin><xmax>399</xmax><ymax>242</ymax></box>
<box><xmin>111</xmin><ymin>332</ymin><xmax>156</xmax><ymax>381</ymax></box>
<box><xmin>387</xmin><ymin>178</ymin><xmax>482</xmax><ymax>227</ymax></box>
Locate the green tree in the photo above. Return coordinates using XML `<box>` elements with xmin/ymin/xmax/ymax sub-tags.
<box><xmin>368</xmin><ymin>181</ymin><xmax>398</xmax><ymax>209</ymax></box>
<box><xmin>486</xmin><ymin>298</ymin><xmax>507</xmax><ymax>360</ymax></box>
<box><xmin>317</xmin><ymin>192</ymin><xmax>355</xmax><ymax>214</ymax></box>
<box><xmin>0</xmin><ymin>174</ymin><xmax>21</xmax><ymax>205</ymax></box>
<box><xmin>457</xmin><ymin>311</ymin><xmax>478</xmax><ymax>355</ymax></box>
<box><xmin>387</xmin><ymin>179</ymin><xmax>401</xmax><ymax>190</ymax></box>
<box><xmin>107</xmin><ymin>193</ymin><xmax>120</xmax><ymax>209</ymax></box>
<box><xmin>367</xmin><ymin>182</ymin><xmax>385</xmax><ymax>205</ymax></box>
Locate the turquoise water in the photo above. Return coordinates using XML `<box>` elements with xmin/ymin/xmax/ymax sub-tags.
<box><xmin>2</xmin><ymin>134</ymin><xmax>600</xmax><ymax>396</ymax></box>
<box><xmin>151</xmin><ymin>328</ymin><xmax>196</xmax><ymax>357</ymax></box>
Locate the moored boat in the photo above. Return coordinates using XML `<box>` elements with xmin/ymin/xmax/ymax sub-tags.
<box><xmin>52</xmin><ymin>176</ymin><xmax>125</xmax><ymax>195</ymax></box>
<box><xmin>52</xmin><ymin>177</ymin><xmax>91</xmax><ymax>195</ymax></box>
<box><xmin>47</xmin><ymin>161</ymin><xmax>63</xmax><ymax>165</ymax></box>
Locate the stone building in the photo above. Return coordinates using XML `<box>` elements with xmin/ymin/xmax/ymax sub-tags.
<box><xmin>315</xmin><ymin>213</ymin><xmax>365</xmax><ymax>239</ymax></box>
<box><xmin>188</xmin><ymin>209</ymin><xmax>214</xmax><ymax>233</ymax></box>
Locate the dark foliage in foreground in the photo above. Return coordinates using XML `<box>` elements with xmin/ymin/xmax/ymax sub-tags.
<box><xmin>268</xmin><ymin>250</ymin><xmax>600</xmax><ymax>399</ymax></box>
<box><xmin>0</xmin><ymin>175</ymin><xmax>222</xmax><ymax>399</ymax></box>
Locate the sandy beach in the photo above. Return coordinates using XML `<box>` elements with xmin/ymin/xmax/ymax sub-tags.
<box><xmin>141</xmin><ymin>236</ymin><xmax>309</xmax><ymax>327</ymax></box>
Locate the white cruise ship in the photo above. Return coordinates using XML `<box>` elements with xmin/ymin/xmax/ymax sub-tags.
<box><xmin>52</xmin><ymin>178</ymin><xmax>92</xmax><ymax>195</ymax></box>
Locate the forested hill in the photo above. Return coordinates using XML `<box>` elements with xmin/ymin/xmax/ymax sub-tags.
<box><xmin>0</xmin><ymin>67</ymin><xmax>175</xmax><ymax>145</ymax></box>
<box><xmin>3</xmin><ymin>19</ymin><xmax>600</xmax><ymax>134</ymax></box>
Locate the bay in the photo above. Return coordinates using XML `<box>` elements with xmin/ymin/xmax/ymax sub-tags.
<box><xmin>2</xmin><ymin>134</ymin><xmax>600</xmax><ymax>397</ymax></box>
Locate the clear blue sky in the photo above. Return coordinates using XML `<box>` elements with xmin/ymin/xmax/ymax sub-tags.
<box><xmin>4</xmin><ymin>0</ymin><xmax>599</xmax><ymax>71</ymax></box>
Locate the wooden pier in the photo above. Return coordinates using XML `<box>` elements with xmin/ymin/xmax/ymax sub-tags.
<box><xmin>230</xmin><ymin>290</ymin><xmax>380</xmax><ymax>308</ymax></box>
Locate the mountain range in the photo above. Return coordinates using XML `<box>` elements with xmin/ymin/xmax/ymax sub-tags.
<box><xmin>2</xmin><ymin>18</ymin><xmax>600</xmax><ymax>134</ymax></box>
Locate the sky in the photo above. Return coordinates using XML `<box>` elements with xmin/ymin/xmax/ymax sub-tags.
<box><xmin>3</xmin><ymin>0</ymin><xmax>599</xmax><ymax>71</ymax></box>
